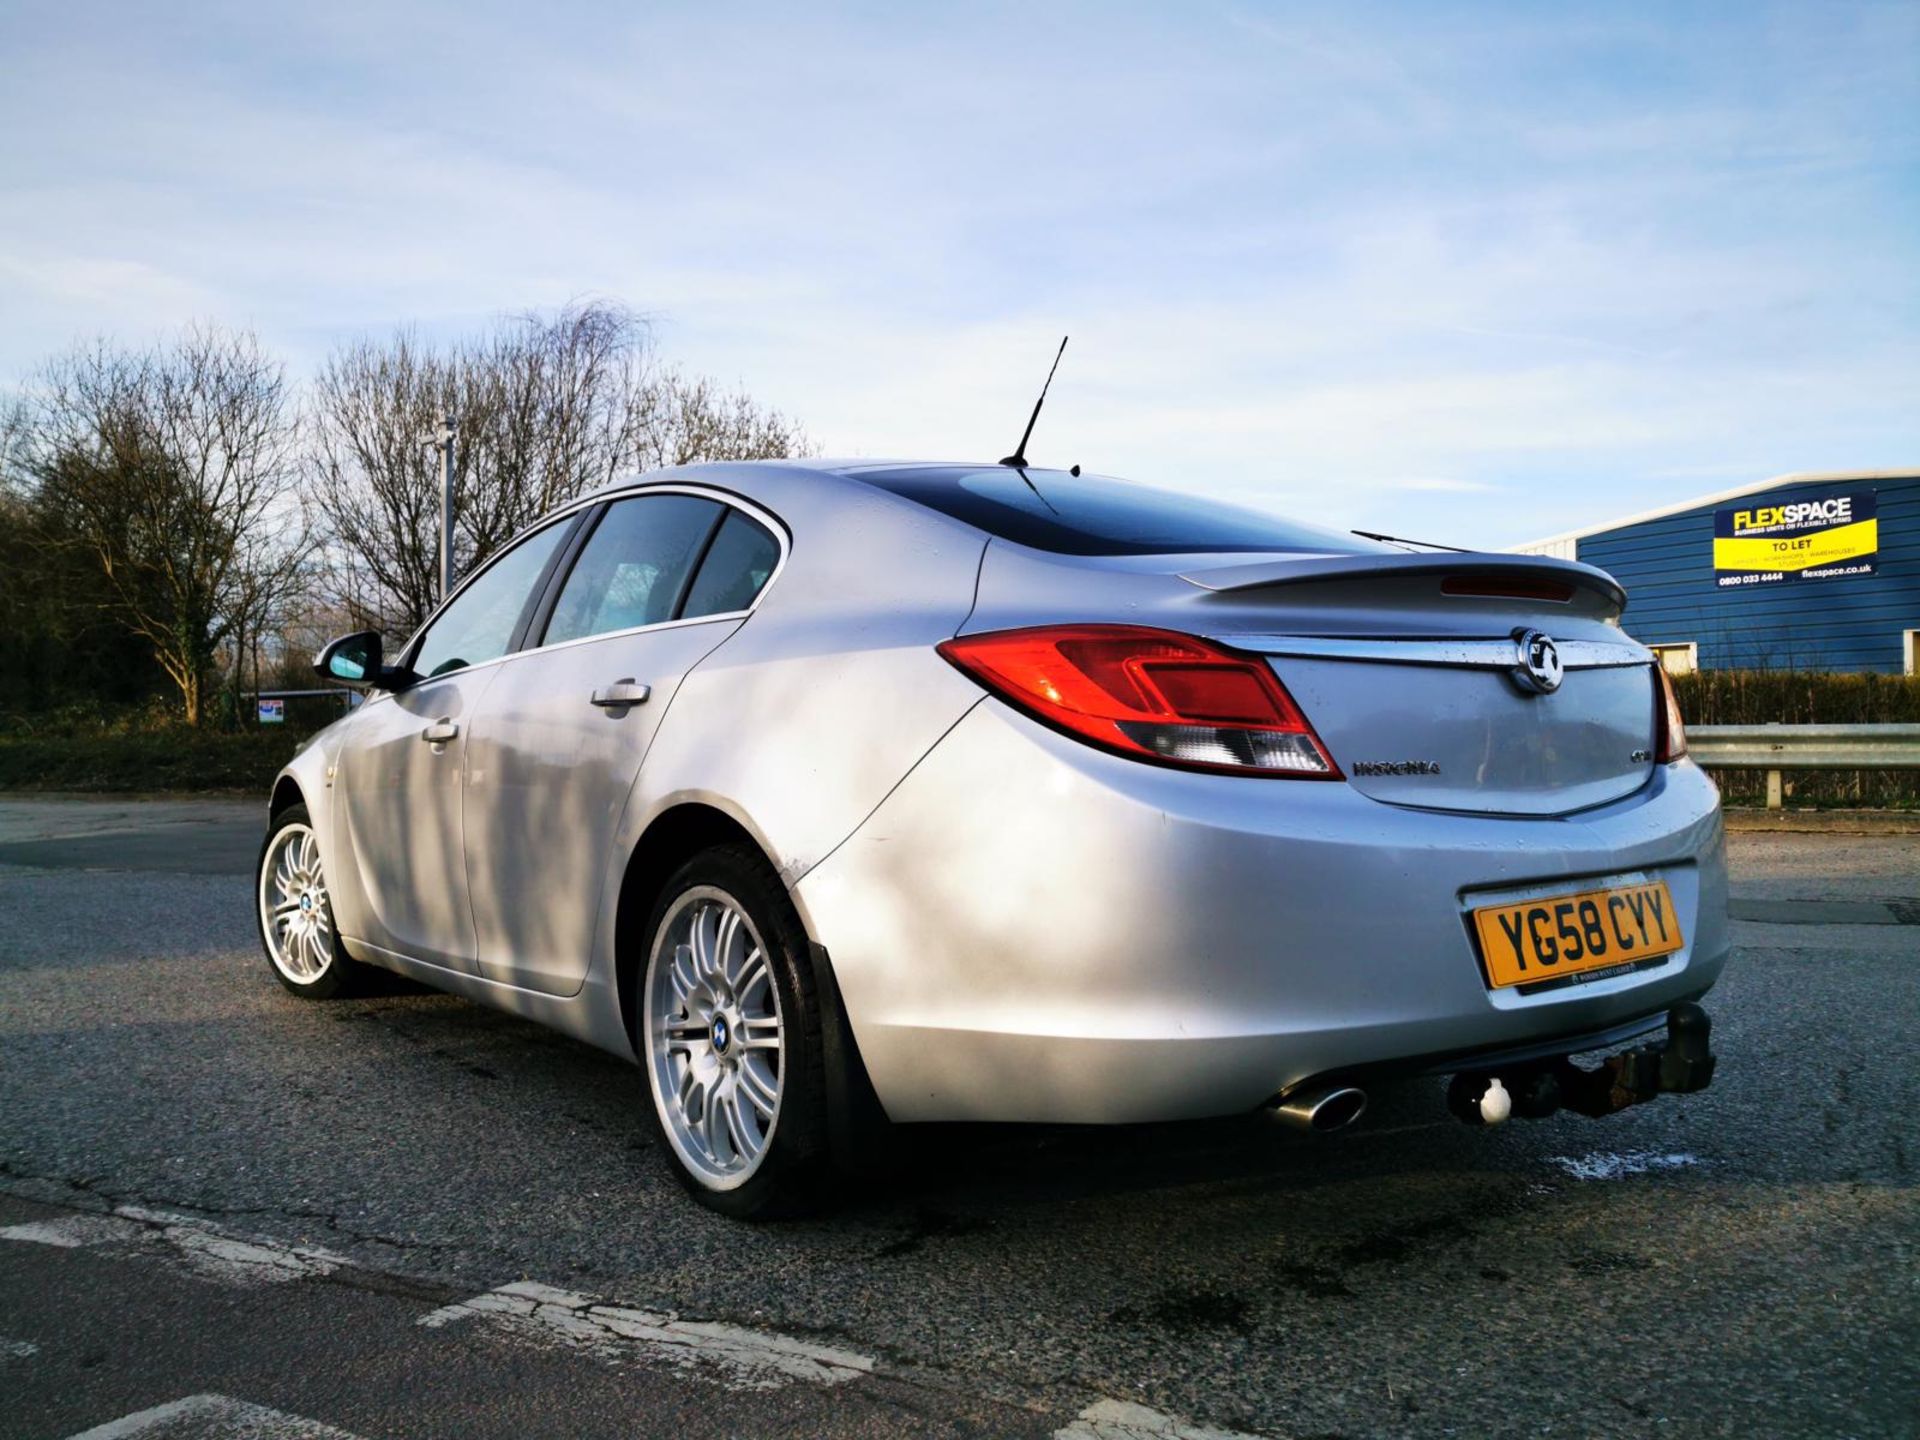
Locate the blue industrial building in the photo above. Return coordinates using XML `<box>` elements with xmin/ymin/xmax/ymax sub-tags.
<box><xmin>1515</xmin><ymin>470</ymin><xmax>1919</xmax><ymax>675</ymax></box>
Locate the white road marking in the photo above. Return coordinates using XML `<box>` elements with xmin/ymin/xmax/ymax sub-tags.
<box><xmin>61</xmin><ymin>1392</ymin><xmax>367</xmax><ymax>1439</ymax></box>
<box><xmin>0</xmin><ymin>1214</ymin><xmax>145</xmax><ymax>1248</ymax></box>
<box><xmin>2</xmin><ymin>1336</ymin><xmax>40</xmax><ymax>1358</ymax></box>
<box><xmin>420</xmin><ymin>1279</ymin><xmax>876</xmax><ymax>1391</ymax></box>
<box><xmin>116</xmin><ymin>1206</ymin><xmax>345</xmax><ymax>1286</ymax></box>
<box><xmin>1551</xmin><ymin>1150</ymin><xmax>1699</xmax><ymax>1181</ymax></box>
<box><xmin>1054</xmin><ymin>1398</ymin><xmax>1274</xmax><ymax>1440</ymax></box>
<box><xmin>0</xmin><ymin>1207</ymin><xmax>344</xmax><ymax>1287</ymax></box>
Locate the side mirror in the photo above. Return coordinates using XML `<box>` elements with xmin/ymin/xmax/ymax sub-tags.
<box><xmin>315</xmin><ymin>631</ymin><xmax>392</xmax><ymax>689</ymax></box>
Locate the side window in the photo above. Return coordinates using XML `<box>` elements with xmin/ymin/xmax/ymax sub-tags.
<box><xmin>543</xmin><ymin>495</ymin><xmax>723</xmax><ymax>646</ymax></box>
<box><xmin>409</xmin><ymin>519</ymin><xmax>573</xmax><ymax>679</ymax></box>
<box><xmin>682</xmin><ymin>510</ymin><xmax>782</xmax><ymax>618</ymax></box>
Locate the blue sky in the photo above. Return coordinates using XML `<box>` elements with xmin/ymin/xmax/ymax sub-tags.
<box><xmin>2</xmin><ymin>1</ymin><xmax>1915</xmax><ymax>546</ymax></box>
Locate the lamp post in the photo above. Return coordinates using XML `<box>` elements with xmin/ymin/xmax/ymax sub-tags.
<box><xmin>430</xmin><ymin>416</ymin><xmax>456</xmax><ymax>601</ymax></box>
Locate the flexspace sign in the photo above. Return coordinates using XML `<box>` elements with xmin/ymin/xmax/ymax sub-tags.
<box><xmin>1712</xmin><ymin>490</ymin><xmax>1878</xmax><ymax>588</ymax></box>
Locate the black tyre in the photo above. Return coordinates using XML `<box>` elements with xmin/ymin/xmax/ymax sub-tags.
<box><xmin>256</xmin><ymin>803</ymin><xmax>370</xmax><ymax>999</ymax></box>
<box><xmin>637</xmin><ymin>843</ymin><xmax>829</xmax><ymax>1218</ymax></box>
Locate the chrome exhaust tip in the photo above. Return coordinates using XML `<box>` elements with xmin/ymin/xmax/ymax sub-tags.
<box><xmin>1271</xmin><ymin>1085</ymin><xmax>1368</xmax><ymax>1133</ymax></box>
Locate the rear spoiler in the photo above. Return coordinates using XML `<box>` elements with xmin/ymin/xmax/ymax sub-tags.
<box><xmin>1178</xmin><ymin>551</ymin><xmax>1628</xmax><ymax>613</ymax></box>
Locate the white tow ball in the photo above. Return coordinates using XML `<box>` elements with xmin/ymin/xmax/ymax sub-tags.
<box><xmin>1479</xmin><ymin>1076</ymin><xmax>1512</xmax><ymax>1126</ymax></box>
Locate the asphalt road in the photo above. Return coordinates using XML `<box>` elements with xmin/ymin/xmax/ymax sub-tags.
<box><xmin>1</xmin><ymin>795</ymin><xmax>1914</xmax><ymax>1439</ymax></box>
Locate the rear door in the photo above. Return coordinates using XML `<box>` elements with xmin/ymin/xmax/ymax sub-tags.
<box><xmin>1252</xmin><ymin>636</ymin><xmax>1656</xmax><ymax>815</ymax></box>
<box><xmin>462</xmin><ymin>493</ymin><xmax>785</xmax><ymax>996</ymax></box>
<box><xmin>1175</xmin><ymin>559</ymin><xmax>1657</xmax><ymax>817</ymax></box>
<box><xmin>1187</xmin><ymin>561</ymin><xmax>1658</xmax><ymax>816</ymax></box>
<box><xmin>960</xmin><ymin>538</ymin><xmax>1660</xmax><ymax>819</ymax></box>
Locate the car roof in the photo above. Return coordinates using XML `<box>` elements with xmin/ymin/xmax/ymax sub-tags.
<box><xmin>588</xmin><ymin>457</ymin><xmax>1072</xmax><ymax>499</ymax></box>
<box><xmin>576</xmin><ymin>460</ymin><xmax>1101</xmax><ymax>527</ymax></box>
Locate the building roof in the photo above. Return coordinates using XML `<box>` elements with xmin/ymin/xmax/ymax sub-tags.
<box><xmin>1510</xmin><ymin>468</ymin><xmax>1917</xmax><ymax>553</ymax></box>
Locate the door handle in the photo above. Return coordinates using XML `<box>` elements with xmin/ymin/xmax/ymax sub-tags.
<box><xmin>421</xmin><ymin>719</ymin><xmax>460</xmax><ymax>745</ymax></box>
<box><xmin>590</xmin><ymin>679</ymin><xmax>652</xmax><ymax>709</ymax></box>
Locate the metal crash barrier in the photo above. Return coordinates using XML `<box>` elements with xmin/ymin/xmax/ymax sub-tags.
<box><xmin>1687</xmin><ymin>723</ymin><xmax>1920</xmax><ymax>808</ymax></box>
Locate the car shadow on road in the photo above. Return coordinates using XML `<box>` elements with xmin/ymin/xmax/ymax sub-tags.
<box><xmin>317</xmin><ymin>979</ymin><xmax>1492</xmax><ymax>1221</ymax></box>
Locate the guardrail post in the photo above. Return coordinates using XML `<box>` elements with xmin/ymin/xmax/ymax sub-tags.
<box><xmin>1766</xmin><ymin>769</ymin><xmax>1783</xmax><ymax>809</ymax></box>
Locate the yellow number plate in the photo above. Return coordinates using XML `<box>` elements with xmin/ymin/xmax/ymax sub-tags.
<box><xmin>1471</xmin><ymin>880</ymin><xmax>1683</xmax><ymax>989</ymax></box>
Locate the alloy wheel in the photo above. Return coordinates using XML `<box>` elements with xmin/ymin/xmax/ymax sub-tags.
<box><xmin>259</xmin><ymin>823</ymin><xmax>334</xmax><ymax>984</ymax></box>
<box><xmin>644</xmin><ymin>887</ymin><xmax>785</xmax><ymax>1189</ymax></box>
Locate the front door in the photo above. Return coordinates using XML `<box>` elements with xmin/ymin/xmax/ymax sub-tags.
<box><xmin>462</xmin><ymin>493</ymin><xmax>783</xmax><ymax>996</ymax></box>
<box><xmin>332</xmin><ymin>669</ymin><xmax>498</xmax><ymax>970</ymax></box>
<box><xmin>331</xmin><ymin>515</ymin><xmax>578</xmax><ymax>971</ymax></box>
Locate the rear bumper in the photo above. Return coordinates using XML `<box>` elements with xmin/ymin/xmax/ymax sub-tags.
<box><xmin>793</xmin><ymin>700</ymin><xmax>1730</xmax><ymax>1124</ymax></box>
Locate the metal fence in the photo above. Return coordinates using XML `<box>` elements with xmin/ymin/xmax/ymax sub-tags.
<box><xmin>245</xmin><ymin>688</ymin><xmax>360</xmax><ymax>727</ymax></box>
<box><xmin>1688</xmin><ymin>723</ymin><xmax>1920</xmax><ymax>808</ymax></box>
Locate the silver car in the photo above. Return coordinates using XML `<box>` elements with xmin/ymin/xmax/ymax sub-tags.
<box><xmin>262</xmin><ymin>460</ymin><xmax>1729</xmax><ymax>1216</ymax></box>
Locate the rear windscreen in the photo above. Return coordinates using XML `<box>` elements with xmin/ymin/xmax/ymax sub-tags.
<box><xmin>855</xmin><ymin>466</ymin><xmax>1380</xmax><ymax>557</ymax></box>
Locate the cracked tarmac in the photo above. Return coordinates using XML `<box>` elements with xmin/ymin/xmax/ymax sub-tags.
<box><xmin>1</xmin><ymin>798</ymin><xmax>1916</xmax><ymax>1438</ymax></box>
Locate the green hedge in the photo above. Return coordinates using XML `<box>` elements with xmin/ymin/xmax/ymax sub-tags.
<box><xmin>1673</xmin><ymin>670</ymin><xmax>1920</xmax><ymax>808</ymax></box>
<box><xmin>1672</xmin><ymin>670</ymin><xmax>1920</xmax><ymax>725</ymax></box>
<box><xmin>0</xmin><ymin>728</ymin><xmax>317</xmax><ymax>794</ymax></box>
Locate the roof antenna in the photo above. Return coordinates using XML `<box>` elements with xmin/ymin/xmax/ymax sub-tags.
<box><xmin>999</xmin><ymin>335</ymin><xmax>1068</xmax><ymax>468</ymax></box>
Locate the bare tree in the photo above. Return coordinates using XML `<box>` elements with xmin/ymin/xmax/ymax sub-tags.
<box><xmin>219</xmin><ymin>509</ymin><xmax>313</xmax><ymax>723</ymax></box>
<box><xmin>307</xmin><ymin>302</ymin><xmax>808</xmax><ymax>636</ymax></box>
<box><xmin>17</xmin><ymin>326</ymin><xmax>307</xmax><ymax>726</ymax></box>
<box><xmin>305</xmin><ymin>330</ymin><xmax>455</xmax><ymax>639</ymax></box>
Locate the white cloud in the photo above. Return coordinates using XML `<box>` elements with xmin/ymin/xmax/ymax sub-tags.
<box><xmin>1384</xmin><ymin>477</ymin><xmax>1500</xmax><ymax>493</ymax></box>
<box><xmin>0</xmin><ymin>0</ymin><xmax>1913</xmax><ymax>549</ymax></box>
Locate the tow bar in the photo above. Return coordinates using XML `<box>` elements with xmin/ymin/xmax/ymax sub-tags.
<box><xmin>1447</xmin><ymin>1003</ymin><xmax>1717</xmax><ymax>1127</ymax></box>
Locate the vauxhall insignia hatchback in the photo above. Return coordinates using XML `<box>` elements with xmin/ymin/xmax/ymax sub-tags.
<box><xmin>261</xmin><ymin>460</ymin><xmax>1728</xmax><ymax>1216</ymax></box>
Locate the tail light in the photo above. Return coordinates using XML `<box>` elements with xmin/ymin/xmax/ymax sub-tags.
<box><xmin>937</xmin><ymin>625</ymin><xmax>1341</xmax><ymax>778</ymax></box>
<box><xmin>1654</xmin><ymin>665</ymin><xmax>1688</xmax><ymax>763</ymax></box>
